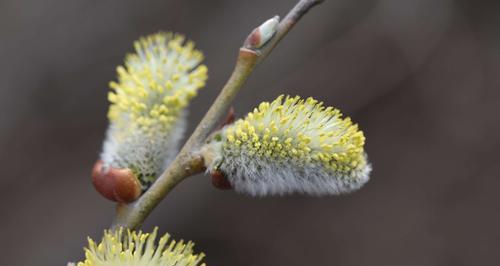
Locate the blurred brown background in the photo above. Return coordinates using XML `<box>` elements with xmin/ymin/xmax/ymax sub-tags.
<box><xmin>1</xmin><ymin>0</ymin><xmax>499</xmax><ymax>265</ymax></box>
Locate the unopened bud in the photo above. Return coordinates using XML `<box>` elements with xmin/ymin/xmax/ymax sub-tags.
<box><xmin>244</xmin><ymin>16</ymin><xmax>280</xmax><ymax>49</ymax></box>
<box><xmin>210</xmin><ymin>169</ymin><xmax>232</xmax><ymax>190</ymax></box>
<box><xmin>91</xmin><ymin>160</ymin><xmax>142</xmax><ymax>203</ymax></box>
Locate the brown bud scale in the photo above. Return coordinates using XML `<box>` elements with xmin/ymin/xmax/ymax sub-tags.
<box><xmin>210</xmin><ymin>170</ymin><xmax>232</xmax><ymax>190</ymax></box>
<box><xmin>91</xmin><ymin>160</ymin><xmax>141</xmax><ymax>203</ymax></box>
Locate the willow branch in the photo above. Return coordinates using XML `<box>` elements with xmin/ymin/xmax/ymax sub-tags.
<box><xmin>111</xmin><ymin>0</ymin><xmax>324</xmax><ymax>230</ymax></box>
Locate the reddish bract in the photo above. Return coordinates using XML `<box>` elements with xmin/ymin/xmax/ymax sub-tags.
<box><xmin>210</xmin><ymin>170</ymin><xmax>232</xmax><ymax>190</ymax></box>
<box><xmin>91</xmin><ymin>160</ymin><xmax>141</xmax><ymax>203</ymax></box>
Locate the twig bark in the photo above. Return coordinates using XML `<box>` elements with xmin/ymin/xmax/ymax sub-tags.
<box><xmin>111</xmin><ymin>0</ymin><xmax>324</xmax><ymax>230</ymax></box>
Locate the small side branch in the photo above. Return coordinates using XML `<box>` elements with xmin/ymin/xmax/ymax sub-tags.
<box><xmin>111</xmin><ymin>0</ymin><xmax>324</xmax><ymax>230</ymax></box>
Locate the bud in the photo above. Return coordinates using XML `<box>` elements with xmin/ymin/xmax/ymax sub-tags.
<box><xmin>210</xmin><ymin>169</ymin><xmax>232</xmax><ymax>190</ymax></box>
<box><xmin>96</xmin><ymin>32</ymin><xmax>208</xmax><ymax>200</ymax></box>
<box><xmin>68</xmin><ymin>227</ymin><xmax>206</xmax><ymax>266</ymax></box>
<box><xmin>91</xmin><ymin>160</ymin><xmax>141</xmax><ymax>203</ymax></box>
<box><xmin>244</xmin><ymin>16</ymin><xmax>280</xmax><ymax>49</ymax></box>
<box><xmin>201</xmin><ymin>95</ymin><xmax>372</xmax><ymax>196</ymax></box>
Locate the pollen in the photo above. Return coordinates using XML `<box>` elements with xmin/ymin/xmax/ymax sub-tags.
<box><xmin>108</xmin><ymin>32</ymin><xmax>207</xmax><ymax>130</ymax></box>
<box><xmin>226</xmin><ymin>95</ymin><xmax>366</xmax><ymax>173</ymax></box>
<box><xmin>68</xmin><ymin>227</ymin><xmax>206</xmax><ymax>266</ymax></box>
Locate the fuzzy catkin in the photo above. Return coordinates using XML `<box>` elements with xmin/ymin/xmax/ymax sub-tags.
<box><xmin>202</xmin><ymin>95</ymin><xmax>371</xmax><ymax>196</ymax></box>
<box><xmin>68</xmin><ymin>227</ymin><xmax>206</xmax><ymax>266</ymax></box>
<box><xmin>100</xmin><ymin>32</ymin><xmax>207</xmax><ymax>189</ymax></box>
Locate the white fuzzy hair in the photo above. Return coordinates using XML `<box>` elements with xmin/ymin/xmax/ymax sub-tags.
<box><xmin>101</xmin><ymin>112</ymin><xmax>186</xmax><ymax>188</ymax></box>
<box><xmin>202</xmin><ymin>142</ymin><xmax>371</xmax><ymax>197</ymax></box>
<box><xmin>227</xmin><ymin>157</ymin><xmax>370</xmax><ymax>197</ymax></box>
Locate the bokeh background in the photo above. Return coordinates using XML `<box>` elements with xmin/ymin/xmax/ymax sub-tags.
<box><xmin>1</xmin><ymin>0</ymin><xmax>499</xmax><ymax>265</ymax></box>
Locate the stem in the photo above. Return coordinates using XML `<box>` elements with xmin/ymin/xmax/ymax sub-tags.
<box><xmin>111</xmin><ymin>0</ymin><xmax>324</xmax><ymax>230</ymax></box>
<box><xmin>111</xmin><ymin>50</ymin><xmax>257</xmax><ymax>229</ymax></box>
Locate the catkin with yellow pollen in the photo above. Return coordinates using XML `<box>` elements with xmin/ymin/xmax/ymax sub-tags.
<box><xmin>202</xmin><ymin>95</ymin><xmax>371</xmax><ymax>196</ymax></box>
<box><xmin>100</xmin><ymin>32</ymin><xmax>208</xmax><ymax>190</ymax></box>
<box><xmin>68</xmin><ymin>227</ymin><xmax>206</xmax><ymax>266</ymax></box>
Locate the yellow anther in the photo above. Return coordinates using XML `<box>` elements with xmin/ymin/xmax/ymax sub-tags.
<box><xmin>220</xmin><ymin>95</ymin><xmax>366</xmax><ymax>174</ymax></box>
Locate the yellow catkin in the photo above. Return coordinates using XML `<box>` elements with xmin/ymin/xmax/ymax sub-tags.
<box><xmin>223</xmin><ymin>95</ymin><xmax>367</xmax><ymax>173</ymax></box>
<box><xmin>202</xmin><ymin>95</ymin><xmax>371</xmax><ymax>196</ymax></box>
<box><xmin>107</xmin><ymin>32</ymin><xmax>207</xmax><ymax>134</ymax></box>
<box><xmin>69</xmin><ymin>227</ymin><xmax>206</xmax><ymax>266</ymax></box>
<box><xmin>101</xmin><ymin>32</ymin><xmax>207</xmax><ymax>187</ymax></box>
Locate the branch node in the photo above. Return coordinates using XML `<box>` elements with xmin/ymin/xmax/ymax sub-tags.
<box><xmin>110</xmin><ymin>0</ymin><xmax>325</xmax><ymax>230</ymax></box>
